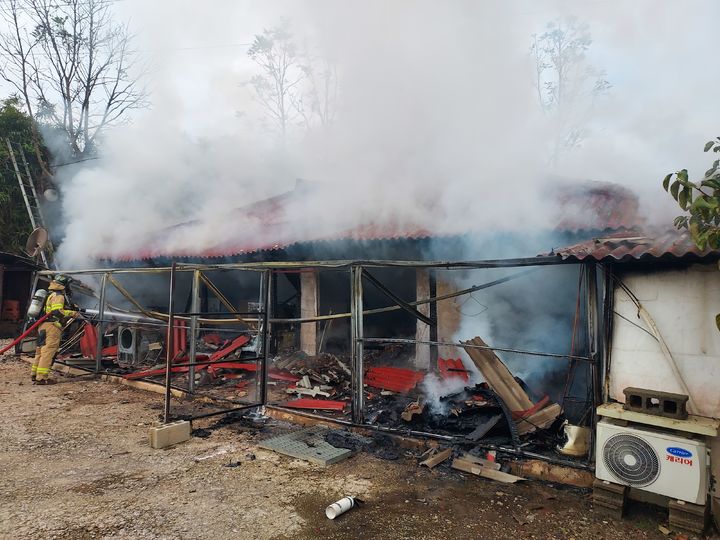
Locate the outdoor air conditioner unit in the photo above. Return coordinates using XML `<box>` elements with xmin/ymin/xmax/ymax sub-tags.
<box><xmin>118</xmin><ymin>326</ymin><xmax>138</xmax><ymax>363</ymax></box>
<box><xmin>595</xmin><ymin>418</ymin><xmax>710</xmax><ymax>505</ymax></box>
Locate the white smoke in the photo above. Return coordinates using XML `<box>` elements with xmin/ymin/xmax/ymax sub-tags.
<box><xmin>40</xmin><ymin>0</ymin><xmax>720</xmax><ymax>267</ymax></box>
<box><xmin>421</xmin><ymin>371</ymin><xmax>481</xmax><ymax>416</ymax></box>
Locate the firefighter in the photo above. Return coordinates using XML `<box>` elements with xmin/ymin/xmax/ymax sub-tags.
<box><xmin>31</xmin><ymin>275</ymin><xmax>79</xmax><ymax>385</ymax></box>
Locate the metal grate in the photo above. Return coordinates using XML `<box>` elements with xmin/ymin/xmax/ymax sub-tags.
<box><xmin>258</xmin><ymin>426</ymin><xmax>354</xmax><ymax>466</ymax></box>
<box><xmin>602</xmin><ymin>433</ymin><xmax>660</xmax><ymax>487</ymax></box>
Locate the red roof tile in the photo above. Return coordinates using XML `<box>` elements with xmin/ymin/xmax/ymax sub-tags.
<box><xmin>550</xmin><ymin>229</ymin><xmax>720</xmax><ymax>262</ymax></box>
<box><xmin>106</xmin><ymin>179</ymin><xmax>643</xmax><ymax>262</ymax></box>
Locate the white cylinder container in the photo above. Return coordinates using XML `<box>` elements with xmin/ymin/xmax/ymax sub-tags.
<box><xmin>27</xmin><ymin>289</ymin><xmax>48</xmax><ymax>318</ymax></box>
<box><xmin>325</xmin><ymin>496</ymin><xmax>356</xmax><ymax>519</ymax></box>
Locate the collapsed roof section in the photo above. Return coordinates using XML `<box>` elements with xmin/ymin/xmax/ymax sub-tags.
<box><xmin>108</xmin><ymin>178</ymin><xmax>643</xmax><ymax>263</ymax></box>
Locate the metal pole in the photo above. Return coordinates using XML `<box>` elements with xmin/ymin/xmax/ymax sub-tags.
<box><xmin>350</xmin><ymin>265</ymin><xmax>364</xmax><ymax>424</ymax></box>
<box><xmin>586</xmin><ymin>263</ymin><xmax>600</xmax><ymax>405</ymax></box>
<box><xmin>94</xmin><ymin>273</ymin><xmax>108</xmax><ymax>373</ymax></box>
<box><xmin>163</xmin><ymin>262</ymin><xmax>177</xmax><ymax>424</ymax></box>
<box><xmin>429</xmin><ymin>269</ymin><xmax>438</xmax><ymax>369</ymax></box>
<box><xmin>188</xmin><ymin>270</ymin><xmax>201</xmax><ymax>393</ymax></box>
<box><xmin>585</xmin><ymin>262</ymin><xmax>600</xmax><ymax>462</ymax></box>
<box><xmin>600</xmin><ymin>264</ymin><xmax>615</xmax><ymax>403</ymax></box>
<box><xmin>259</xmin><ymin>269</ymin><xmax>272</xmax><ymax>405</ymax></box>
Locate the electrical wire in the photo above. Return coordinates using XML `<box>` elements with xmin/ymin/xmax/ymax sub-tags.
<box><xmin>613</xmin><ymin>310</ymin><xmax>657</xmax><ymax>341</ymax></box>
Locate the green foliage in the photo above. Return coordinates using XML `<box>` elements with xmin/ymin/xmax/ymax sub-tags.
<box><xmin>0</xmin><ymin>97</ymin><xmax>49</xmax><ymax>254</ymax></box>
<box><xmin>663</xmin><ymin>138</ymin><xmax>720</xmax><ymax>250</ymax></box>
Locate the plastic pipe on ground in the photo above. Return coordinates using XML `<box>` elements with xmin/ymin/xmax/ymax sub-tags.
<box><xmin>325</xmin><ymin>496</ymin><xmax>357</xmax><ymax>519</ymax></box>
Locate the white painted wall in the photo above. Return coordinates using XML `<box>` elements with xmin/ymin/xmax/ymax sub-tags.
<box><xmin>610</xmin><ymin>263</ymin><xmax>720</xmax><ymax>418</ymax></box>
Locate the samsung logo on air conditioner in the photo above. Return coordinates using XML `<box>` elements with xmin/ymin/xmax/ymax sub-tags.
<box><xmin>666</xmin><ymin>447</ymin><xmax>692</xmax><ymax>458</ymax></box>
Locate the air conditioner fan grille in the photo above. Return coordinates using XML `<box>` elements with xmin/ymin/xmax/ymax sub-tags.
<box><xmin>602</xmin><ymin>433</ymin><xmax>660</xmax><ymax>487</ymax></box>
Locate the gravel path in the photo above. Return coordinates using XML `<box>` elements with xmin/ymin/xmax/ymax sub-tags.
<box><xmin>0</xmin><ymin>356</ymin><xmax>707</xmax><ymax>540</ymax></box>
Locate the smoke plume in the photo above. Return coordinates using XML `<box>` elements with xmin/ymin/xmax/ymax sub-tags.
<box><xmin>40</xmin><ymin>0</ymin><xmax>720</xmax><ymax>267</ymax></box>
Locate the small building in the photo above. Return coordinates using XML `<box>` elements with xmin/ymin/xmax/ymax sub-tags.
<box><xmin>0</xmin><ymin>251</ymin><xmax>40</xmax><ymax>337</ymax></box>
<box><xmin>553</xmin><ymin>229</ymin><xmax>720</xmax><ymax>522</ymax></box>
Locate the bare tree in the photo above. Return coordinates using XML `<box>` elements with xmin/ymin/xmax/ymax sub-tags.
<box><xmin>530</xmin><ymin>17</ymin><xmax>610</xmax><ymax>162</ymax></box>
<box><xmin>247</xmin><ymin>22</ymin><xmax>304</xmax><ymax>139</ymax></box>
<box><xmin>247</xmin><ymin>22</ymin><xmax>339</xmax><ymax>139</ymax></box>
<box><xmin>296</xmin><ymin>56</ymin><xmax>338</xmax><ymax>130</ymax></box>
<box><xmin>0</xmin><ymin>0</ymin><xmax>147</xmax><ymax>160</ymax></box>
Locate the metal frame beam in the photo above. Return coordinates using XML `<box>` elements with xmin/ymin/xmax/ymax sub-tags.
<box><xmin>362</xmin><ymin>268</ymin><xmax>433</xmax><ymax>325</ymax></box>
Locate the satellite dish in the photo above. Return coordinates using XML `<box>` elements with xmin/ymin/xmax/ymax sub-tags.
<box><xmin>25</xmin><ymin>227</ymin><xmax>48</xmax><ymax>257</ymax></box>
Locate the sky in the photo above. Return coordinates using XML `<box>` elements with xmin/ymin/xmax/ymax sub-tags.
<box><xmin>3</xmin><ymin>0</ymin><xmax>718</xmax><ymax>266</ymax></box>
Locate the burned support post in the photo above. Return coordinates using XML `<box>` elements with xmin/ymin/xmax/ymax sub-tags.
<box><xmin>259</xmin><ymin>269</ymin><xmax>272</xmax><ymax>405</ymax></box>
<box><xmin>350</xmin><ymin>265</ymin><xmax>364</xmax><ymax>424</ymax></box>
<box><xmin>415</xmin><ymin>269</ymin><xmax>431</xmax><ymax>369</ymax></box>
<box><xmin>94</xmin><ymin>273</ymin><xmax>108</xmax><ymax>373</ymax></box>
<box><xmin>429</xmin><ymin>270</ymin><xmax>438</xmax><ymax>368</ymax></box>
<box><xmin>163</xmin><ymin>262</ymin><xmax>177</xmax><ymax>424</ymax></box>
<box><xmin>600</xmin><ymin>265</ymin><xmax>615</xmax><ymax>403</ymax></box>
<box><xmin>300</xmin><ymin>269</ymin><xmax>319</xmax><ymax>355</ymax></box>
<box><xmin>585</xmin><ymin>262</ymin><xmax>601</xmax><ymax>461</ymax></box>
<box><xmin>188</xmin><ymin>270</ymin><xmax>201</xmax><ymax>393</ymax></box>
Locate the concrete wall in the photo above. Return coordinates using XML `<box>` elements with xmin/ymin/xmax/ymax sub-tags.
<box><xmin>610</xmin><ymin>263</ymin><xmax>720</xmax><ymax>418</ymax></box>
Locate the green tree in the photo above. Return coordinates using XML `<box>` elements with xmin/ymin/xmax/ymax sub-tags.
<box><xmin>663</xmin><ymin>138</ymin><xmax>720</xmax><ymax>250</ymax></box>
<box><xmin>0</xmin><ymin>97</ymin><xmax>50</xmax><ymax>254</ymax></box>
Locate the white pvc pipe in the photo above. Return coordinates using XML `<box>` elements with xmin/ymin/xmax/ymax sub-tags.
<box><xmin>325</xmin><ymin>496</ymin><xmax>356</xmax><ymax>519</ymax></box>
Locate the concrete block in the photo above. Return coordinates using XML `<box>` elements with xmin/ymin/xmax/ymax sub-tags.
<box><xmin>148</xmin><ymin>420</ymin><xmax>191</xmax><ymax>449</ymax></box>
<box><xmin>623</xmin><ymin>387</ymin><xmax>688</xmax><ymax>420</ymax></box>
<box><xmin>669</xmin><ymin>498</ymin><xmax>708</xmax><ymax>535</ymax></box>
<box><xmin>592</xmin><ymin>478</ymin><xmax>628</xmax><ymax>519</ymax></box>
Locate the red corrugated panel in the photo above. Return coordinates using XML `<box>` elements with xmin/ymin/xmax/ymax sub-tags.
<box><xmin>365</xmin><ymin>366</ymin><xmax>425</xmax><ymax>393</ymax></box>
<box><xmin>550</xmin><ymin>230</ymin><xmax>720</xmax><ymax>262</ymax></box>
<box><xmin>438</xmin><ymin>357</ymin><xmax>469</xmax><ymax>381</ymax></box>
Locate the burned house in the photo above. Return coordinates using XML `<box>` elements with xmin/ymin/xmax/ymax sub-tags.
<box><xmin>24</xmin><ymin>178</ymin><xmax>720</xmax><ymax>530</ymax></box>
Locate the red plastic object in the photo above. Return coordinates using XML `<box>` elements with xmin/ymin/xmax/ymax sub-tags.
<box><xmin>438</xmin><ymin>357</ymin><xmax>469</xmax><ymax>381</ymax></box>
<box><xmin>512</xmin><ymin>395</ymin><xmax>550</xmax><ymax>420</ymax></box>
<box><xmin>365</xmin><ymin>367</ymin><xmax>425</xmax><ymax>394</ymax></box>
<box><xmin>281</xmin><ymin>398</ymin><xmax>347</xmax><ymax>411</ymax></box>
<box><xmin>79</xmin><ymin>323</ymin><xmax>98</xmax><ymax>359</ymax></box>
<box><xmin>172</xmin><ymin>320</ymin><xmax>187</xmax><ymax>360</ymax></box>
<box><xmin>102</xmin><ymin>345</ymin><xmax>118</xmax><ymax>357</ymax></box>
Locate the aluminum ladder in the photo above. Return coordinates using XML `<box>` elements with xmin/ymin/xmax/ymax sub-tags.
<box><xmin>5</xmin><ymin>137</ymin><xmax>53</xmax><ymax>268</ymax></box>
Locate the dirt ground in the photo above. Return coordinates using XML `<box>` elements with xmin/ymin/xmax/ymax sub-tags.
<box><xmin>0</xmin><ymin>353</ymin><xmax>714</xmax><ymax>540</ymax></box>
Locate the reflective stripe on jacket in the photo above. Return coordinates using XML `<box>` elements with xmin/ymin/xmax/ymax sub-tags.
<box><xmin>45</xmin><ymin>293</ymin><xmax>75</xmax><ymax>318</ymax></box>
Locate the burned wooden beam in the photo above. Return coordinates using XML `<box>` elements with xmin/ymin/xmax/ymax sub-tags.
<box><xmin>465</xmin><ymin>414</ymin><xmax>503</xmax><ymax>442</ymax></box>
<box><xmin>461</xmin><ymin>336</ymin><xmax>534</xmax><ymax>412</ymax></box>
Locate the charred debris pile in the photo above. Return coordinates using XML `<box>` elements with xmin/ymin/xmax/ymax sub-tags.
<box><xmin>57</xmin><ymin>321</ymin><xmax>575</xmax><ymax>461</ymax></box>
